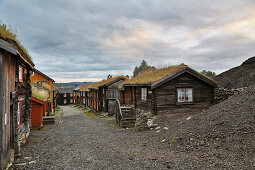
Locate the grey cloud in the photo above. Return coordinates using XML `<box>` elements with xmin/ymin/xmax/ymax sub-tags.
<box><xmin>0</xmin><ymin>0</ymin><xmax>255</xmax><ymax>81</ymax></box>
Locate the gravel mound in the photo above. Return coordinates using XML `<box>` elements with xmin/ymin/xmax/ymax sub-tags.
<box><xmin>155</xmin><ymin>84</ymin><xmax>255</xmax><ymax>169</ymax></box>
<box><xmin>214</xmin><ymin>56</ymin><xmax>255</xmax><ymax>88</ymax></box>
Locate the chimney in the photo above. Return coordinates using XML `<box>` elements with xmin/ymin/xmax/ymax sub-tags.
<box><xmin>107</xmin><ymin>74</ymin><xmax>112</xmax><ymax>79</ymax></box>
<box><xmin>37</xmin><ymin>81</ymin><xmax>43</xmax><ymax>90</ymax></box>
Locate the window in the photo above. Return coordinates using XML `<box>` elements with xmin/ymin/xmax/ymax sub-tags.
<box><xmin>64</xmin><ymin>99</ymin><xmax>67</xmax><ymax>104</ymax></box>
<box><xmin>177</xmin><ymin>88</ymin><xmax>193</xmax><ymax>103</ymax></box>
<box><xmin>141</xmin><ymin>88</ymin><xmax>147</xmax><ymax>101</ymax></box>
<box><xmin>70</xmin><ymin>93</ymin><xmax>73</xmax><ymax>97</ymax></box>
<box><xmin>64</xmin><ymin>93</ymin><xmax>67</xmax><ymax>97</ymax></box>
<box><xmin>83</xmin><ymin>98</ymin><xmax>85</xmax><ymax>104</ymax></box>
<box><xmin>18</xmin><ymin>65</ymin><xmax>23</xmax><ymax>82</ymax></box>
<box><xmin>70</xmin><ymin>99</ymin><xmax>73</xmax><ymax>103</ymax></box>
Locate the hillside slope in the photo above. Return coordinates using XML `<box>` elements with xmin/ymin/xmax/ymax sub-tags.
<box><xmin>214</xmin><ymin>56</ymin><xmax>255</xmax><ymax>88</ymax></box>
<box><xmin>154</xmin><ymin>84</ymin><xmax>255</xmax><ymax>169</ymax></box>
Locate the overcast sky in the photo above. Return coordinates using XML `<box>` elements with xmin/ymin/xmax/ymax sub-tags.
<box><xmin>0</xmin><ymin>0</ymin><xmax>255</xmax><ymax>82</ymax></box>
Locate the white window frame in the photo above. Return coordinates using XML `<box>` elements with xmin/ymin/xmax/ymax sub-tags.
<box><xmin>141</xmin><ymin>88</ymin><xmax>147</xmax><ymax>101</ymax></box>
<box><xmin>177</xmin><ymin>88</ymin><xmax>193</xmax><ymax>103</ymax></box>
<box><xmin>64</xmin><ymin>99</ymin><xmax>67</xmax><ymax>104</ymax></box>
<box><xmin>70</xmin><ymin>99</ymin><xmax>73</xmax><ymax>103</ymax></box>
<box><xmin>70</xmin><ymin>93</ymin><xmax>73</xmax><ymax>97</ymax></box>
<box><xmin>64</xmin><ymin>93</ymin><xmax>67</xmax><ymax>97</ymax></box>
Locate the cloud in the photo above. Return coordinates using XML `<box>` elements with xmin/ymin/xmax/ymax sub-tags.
<box><xmin>0</xmin><ymin>0</ymin><xmax>255</xmax><ymax>82</ymax></box>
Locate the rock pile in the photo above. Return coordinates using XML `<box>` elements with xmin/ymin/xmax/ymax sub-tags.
<box><xmin>214</xmin><ymin>56</ymin><xmax>255</xmax><ymax>88</ymax></box>
<box><xmin>134</xmin><ymin>109</ymin><xmax>155</xmax><ymax>131</ymax></box>
<box><xmin>214</xmin><ymin>87</ymin><xmax>246</xmax><ymax>103</ymax></box>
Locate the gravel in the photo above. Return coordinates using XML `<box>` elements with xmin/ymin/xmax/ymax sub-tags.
<box><xmin>17</xmin><ymin>84</ymin><xmax>255</xmax><ymax>169</ymax></box>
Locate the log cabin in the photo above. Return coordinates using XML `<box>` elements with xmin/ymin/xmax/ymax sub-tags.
<box><xmin>31</xmin><ymin>69</ymin><xmax>55</xmax><ymax>114</ymax></box>
<box><xmin>57</xmin><ymin>87</ymin><xmax>75</xmax><ymax>105</ymax></box>
<box><xmin>73</xmin><ymin>86</ymin><xmax>81</xmax><ymax>106</ymax></box>
<box><xmin>88</xmin><ymin>76</ymin><xmax>127</xmax><ymax>112</ymax></box>
<box><xmin>0</xmin><ymin>37</ymin><xmax>34</xmax><ymax>169</ymax></box>
<box><xmin>80</xmin><ymin>84</ymin><xmax>93</xmax><ymax>108</ymax></box>
<box><xmin>122</xmin><ymin>64</ymin><xmax>217</xmax><ymax>114</ymax></box>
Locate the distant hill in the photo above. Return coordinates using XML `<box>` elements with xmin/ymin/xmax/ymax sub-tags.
<box><xmin>54</xmin><ymin>82</ymin><xmax>93</xmax><ymax>88</ymax></box>
<box><xmin>214</xmin><ymin>56</ymin><xmax>255</xmax><ymax>88</ymax></box>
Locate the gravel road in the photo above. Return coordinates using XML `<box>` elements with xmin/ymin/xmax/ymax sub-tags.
<box><xmin>20</xmin><ymin>105</ymin><xmax>174</xmax><ymax>170</ymax></box>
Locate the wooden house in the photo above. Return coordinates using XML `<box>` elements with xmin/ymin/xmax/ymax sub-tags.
<box><xmin>0</xmin><ymin>37</ymin><xmax>34</xmax><ymax>169</ymax></box>
<box><xmin>73</xmin><ymin>86</ymin><xmax>81</xmax><ymax>106</ymax></box>
<box><xmin>31</xmin><ymin>69</ymin><xmax>55</xmax><ymax>114</ymax></box>
<box><xmin>56</xmin><ymin>87</ymin><xmax>75</xmax><ymax>105</ymax></box>
<box><xmin>88</xmin><ymin>76</ymin><xmax>127</xmax><ymax>113</ymax></box>
<box><xmin>122</xmin><ymin>64</ymin><xmax>217</xmax><ymax>114</ymax></box>
<box><xmin>80</xmin><ymin>84</ymin><xmax>92</xmax><ymax>108</ymax></box>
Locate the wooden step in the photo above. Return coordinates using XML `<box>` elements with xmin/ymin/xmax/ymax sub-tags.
<box><xmin>43</xmin><ymin>116</ymin><xmax>55</xmax><ymax>125</ymax></box>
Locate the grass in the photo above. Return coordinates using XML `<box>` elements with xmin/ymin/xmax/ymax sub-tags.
<box><xmin>0</xmin><ymin>23</ymin><xmax>32</xmax><ymax>62</ymax></box>
<box><xmin>32</xmin><ymin>86</ymin><xmax>49</xmax><ymax>101</ymax></box>
<box><xmin>81</xmin><ymin>76</ymin><xmax>127</xmax><ymax>91</ymax></box>
<box><xmin>84</xmin><ymin>111</ymin><xmax>100</xmax><ymax>118</ymax></box>
<box><xmin>123</xmin><ymin>64</ymin><xmax>187</xmax><ymax>85</ymax></box>
<box><xmin>33</xmin><ymin>81</ymin><xmax>51</xmax><ymax>91</ymax></box>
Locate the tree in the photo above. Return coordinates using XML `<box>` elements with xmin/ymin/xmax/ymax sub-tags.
<box><xmin>133</xmin><ymin>60</ymin><xmax>155</xmax><ymax>77</ymax></box>
<box><xmin>201</xmin><ymin>70</ymin><xmax>216</xmax><ymax>78</ymax></box>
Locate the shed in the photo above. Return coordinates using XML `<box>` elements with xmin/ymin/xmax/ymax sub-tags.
<box><xmin>31</xmin><ymin>97</ymin><xmax>45</xmax><ymax>129</ymax></box>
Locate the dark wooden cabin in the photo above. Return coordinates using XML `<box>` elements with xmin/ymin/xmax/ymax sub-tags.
<box><xmin>73</xmin><ymin>86</ymin><xmax>81</xmax><ymax>106</ymax></box>
<box><xmin>88</xmin><ymin>76</ymin><xmax>127</xmax><ymax>113</ymax></box>
<box><xmin>0</xmin><ymin>38</ymin><xmax>34</xmax><ymax>169</ymax></box>
<box><xmin>122</xmin><ymin>64</ymin><xmax>217</xmax><ymax>114</ymax></box>
<box><xmin>56</xmin><ymin>87</ymin><xmax>75</xmax><ymax>105</ymax></box>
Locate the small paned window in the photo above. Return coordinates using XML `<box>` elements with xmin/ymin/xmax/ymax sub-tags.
<box><xmin>18</xmin><ymin>65</ymin><xmax>23</xmax><ymax>82</ymax></box>
<box><xmin>70</xmin><ymin>93</ymin><xmax>73</xmax><ymax>97</ymax></box>
<box><xmin>64</xmin><ymin>99</ymin><xmax>67</xmax><ymax>104</ymax></box>
<box><xmin>177</xmin><ymin>88</ymin><xmax>193</xmax><ymax>103</ymax></box>
<box><xmin>141</xmin><ymin>88</ymin><xmax>147</xmax><ymax>101</ymax></box>
<box><xmin>64</xmin><ymin>93</ymin><xmax>67</xmax><ymax>97</ymax></box>
<box><xmin>70</xmin><ymin>99</ymin><xmax>73</xmax><ymax>103</ymax></box>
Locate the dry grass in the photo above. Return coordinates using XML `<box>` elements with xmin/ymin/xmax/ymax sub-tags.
<box><xmin>123</xmin><ymin>64</ymin><xmax>187</xmax><ymax>85</ymax></box>
<box><xmin>80</xmin><ymin>76</ymin><xmax>127</xmax><ymax>91</ymax></box>
<box><xmin>32</xmin><ymin>86</ymin><xmax>49</xmax><ymax>101</ymax></box>
<box><xmin>0</xmin><ymin>23</ymin><xmax>32</xmax><ymax>61</ymax></box>
<box><xmin>33</xmin><ymin>81</ymin><xmax>51</xmax><ymax>91</ymax></box>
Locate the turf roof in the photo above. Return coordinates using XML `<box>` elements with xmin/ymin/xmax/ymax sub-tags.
<box><xmin>0</xmin><ymin>23</ymin><xmax>34</xmax><ymax>66</ymax></box>
<box><xmin>123</xmin><ymin>64</ymin><xmax>187</xmax><ymax>86</ymax></box>
<box><xmin>80</xmin><ymin>76</ymin><xmax>127</xmax><ymax>91</ymax></box>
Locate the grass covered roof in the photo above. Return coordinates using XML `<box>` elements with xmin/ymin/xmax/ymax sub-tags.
<box><xmin>80</xmin><ymin>76</ymin><xmax>127</xmax><ymax>91</ymax></box>
<box><xmin>123</xmin><ymin>64</ymin><xmax>187</xmax><ymax>85</ymax></box>
<box><xmin>32</xmin><ymin>86</ymin><xmax>49</xmax><ymax>102</ymax></box>
<box><xmin>89</xmin><ymin>76</ymin><xmax>127</xmax><ymax>90</ymax></box>
<box><xmin>0</xmin><ymin>23</ymin><xmax>33</xmax><ymax>66</ymax></box>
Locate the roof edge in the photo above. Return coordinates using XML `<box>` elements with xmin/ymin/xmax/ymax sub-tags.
<box><xmin>151</xmin><ymin>67</ymin><xmax>218</xmax><ymax>89</ymax></box>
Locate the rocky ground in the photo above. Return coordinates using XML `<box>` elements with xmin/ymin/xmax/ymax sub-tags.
<box><xmin>13</xmin><ymin>85</ymin><xmax>255</xmax><ymax>169</ymax></box>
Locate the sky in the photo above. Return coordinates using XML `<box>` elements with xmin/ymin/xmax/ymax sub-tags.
<box><xmin>0</xmin><ymin>0</ymin><xmax>255</xmax><ymax>83</ymax></box>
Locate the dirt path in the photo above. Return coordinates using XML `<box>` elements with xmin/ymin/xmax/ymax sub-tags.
<box><xmin>19</xmin><ymin>105</ymin><xmax>171</xmax><ymax>169</ymax></box>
